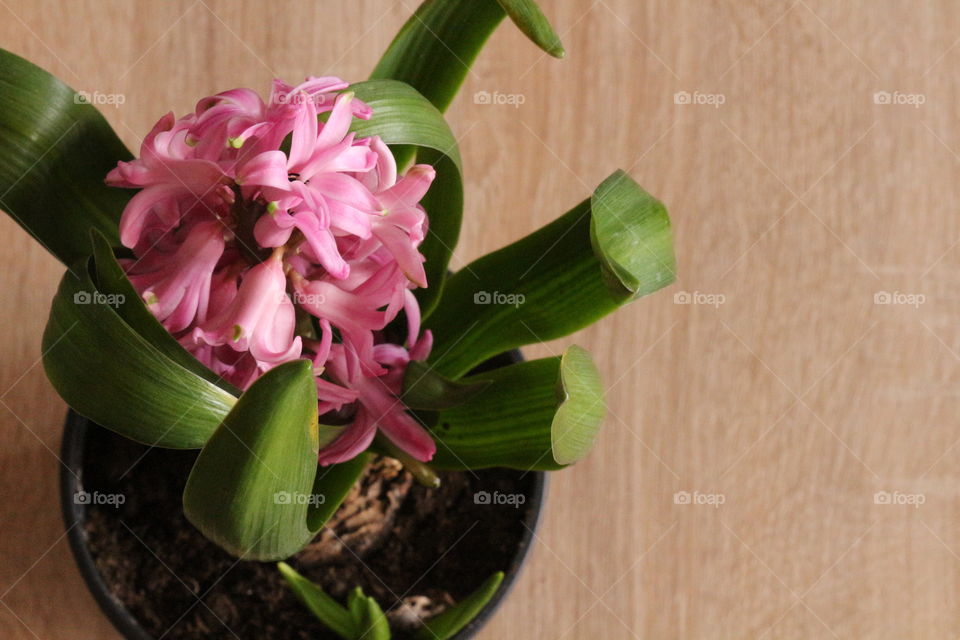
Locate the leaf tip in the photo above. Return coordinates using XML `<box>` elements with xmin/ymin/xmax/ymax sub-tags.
<box><xmin>551</xmin><ymin>344</ymin><xmax>605</xmax><ymax>466</ymax></box>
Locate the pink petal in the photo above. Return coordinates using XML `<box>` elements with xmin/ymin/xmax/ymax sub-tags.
<box><xmin>317</xmin><ymin>410</ymin><xmax>377</xmax><ymax>465</ymax></box>
<box><xmin>287</xmin><ymin>94</ymin><xmax>318</xmax><ymax>170</ymax></box>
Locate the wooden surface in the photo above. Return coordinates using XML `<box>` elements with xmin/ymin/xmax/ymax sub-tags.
<box><xmin>1</xmin><ymin>1</ymin><xmax>959</xmax><ymax>637</ymax></box>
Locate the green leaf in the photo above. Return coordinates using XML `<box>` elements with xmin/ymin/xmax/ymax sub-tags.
<box><xmin>429</xmin><ymin>345</ymin><xmax>605</xmax><ymax>470</ymax></box>
<box><xmin>306</xmin><ymin>453</ymin><xmax>370</xmax><ymax>532</ymax></box>
<box><xmin>426</xmin><ymin>170</ymin><xmax>675</xmax><ymax>378</ymax></box>
<box><xmin>369</xmin><ymin>1</ymin><xmax>504</xmax><ymax>114</ymax></box>
<box><xmin>357</xmin><ymin>596</ymin><xmax>391</xmax><ymax>640</ymax></box>
<box><xmin>591</xmin><ymin>170</ymin><xmax>676</xmax><ymax>298</ymax></box>
<box><xmin>278</xmin><ymin>562</ymin><xmax>357</xmax><ymax>640</ymax></box>
<box><xmin>89</xmin><ymin>230</ymin><xmax>240</xmax><ymax>394</ymax></box>
<box><xmin>183</xmin><ymin>360</ymin><xmax>320</xmax><ymax>560</ymax></box>
<box><xmin>415</xmin><ymin>571</ymin><xmax>504</xmax><ymax>640</ymax></box>
<box><xmin>0</xmin><ymin>48</ymin><xmax>131</xmax><ymax>265</ymax></box>
<box><xmin>402</xmin><ymin>360</ymin><xmax>490</xmax><ymax>410</ymax></box>
<box><xmin>497</xmin><ymin>0</ymin><xmax>565</xmax><ymax>58</ymax></box>
<box><xmin>349</xmin><ymin>79</ymin><xmax>463</xmax><ymax>316</ymax></box>
<box><xmin>277</xmin><ymin>568</ymin><xmax>393</xmax><ymax>640</ymax></box>
<box><xmin>347</xmin><ymin>587</ymin><xmax>366</xmax><ymax>623</ymax></box>
<box><xmin>552</xmin><ymin>345</ymin><xmax>605</xmax><ymax>465</ymax></box>
<box><xmin>370</xmin><ymin>0</ymin><xmax>562</xmax><ymax>114</ymax></box>
<box><xmin>42</xmin><ymin>258</ymin><xmax>236</xmax><ymax>449</ymax></box>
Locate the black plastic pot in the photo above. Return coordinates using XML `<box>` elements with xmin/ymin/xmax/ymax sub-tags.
<box><xmin>60</xmin><ymin>355</ymin><xmax>546</xmax><ymax>639</ymax></box>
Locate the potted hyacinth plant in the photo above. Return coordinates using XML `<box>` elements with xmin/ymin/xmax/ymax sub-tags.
<box><xmin>1</xmin><ymin>1</ymin><xmax>675</xmax><ymax>638</ymax></box>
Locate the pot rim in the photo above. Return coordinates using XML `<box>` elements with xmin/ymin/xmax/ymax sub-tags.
<box><xmin>60</xmin><ymin>414</ymin><xmax>547</xmax><ymax>640</ymax></box>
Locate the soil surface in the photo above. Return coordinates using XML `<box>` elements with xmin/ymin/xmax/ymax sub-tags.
<box><xmin>79</xmin><ymin>426</ymin><xmax>537</xmax><ymax>639</ymax></box>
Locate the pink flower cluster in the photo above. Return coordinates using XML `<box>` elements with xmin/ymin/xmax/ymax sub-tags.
<box><xmin>107</xmin><ymin>78</ymin><xmax>437</xmax><ymax>464</ymax></box>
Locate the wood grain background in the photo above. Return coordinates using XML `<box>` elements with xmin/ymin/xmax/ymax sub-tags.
<box><xmin>1</xmin><ymin>1</ymin><xmax>959</xmax><ymax>638</ymax></box>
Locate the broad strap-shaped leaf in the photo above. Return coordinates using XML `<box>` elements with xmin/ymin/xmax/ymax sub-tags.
<box><xmin>42</xmin><ymin>258</ymin><xmax>236</xmax><ymax>449</ymax></box>
<box><xmin>414</xmin><ymin>571</ymin><xmax>505</xmax><ymax>640</ymax></box>
<box><xmin>0</xmin><ymin>49</ymin><xmax>131</xmax><ymax>265</ymax></box>
<box><xmin>429</xmin><ymin>345</ymin><xmax>605</xmax><ymax>470</ymax></box>
<box><xmin>89</xmin><ymin>230</ymin><xmax>240</xmax><ymax>394</ymax></box>
<box><xmin>278</xmin><ymin>562</ymin><xmax>357</xmax><ymax>639</ymax></box>
<box><xmin>183</xmin><ymin>360</ymin><xmax>321</xmax><ymax>561</ymax></box>
<box><xmin>426</xmin><ymin>170</ymin><xmax>675</xmax><ymax>378</ymax></box>
<box><xmin>349</xmin><ymin>79</ymin><xmax>463</xmax><ymax>316</ymax></box>
<box><xmin>370</xmin><ymin>0</ymin><xmax>563</xmax><ymax>114</ymax></box>
<box><xmin>402</xmin><ymin>360</ymin><xmax>490</xmax><ymax>410</ymax></box>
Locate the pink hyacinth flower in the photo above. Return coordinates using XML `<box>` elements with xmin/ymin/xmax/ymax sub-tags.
<box><xmin>108</xmin><ymin>114</ymin><xmax>228</xmax><ymax>248</ymax></box>
<box><xmin>125</xmin><ymin>219</ymin><xmax>227</xmax><ymax>333</ymax></box>
<box><xmin>192</xmin><ymin>252</ymin><xmax>302</xmax><ymax>365</ymax></box>
<box><xmin>317</xmin><ymin>340</ymin><xmax>436</xmax><ymax>465</ymax></box>
<box><xmin>108</xmin><ymin>76</ymin><xmax>438</xmax><ymax>466</ymax></box>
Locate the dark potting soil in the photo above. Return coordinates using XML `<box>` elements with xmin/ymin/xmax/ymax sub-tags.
<box><xmin>79</xmin><ymin>426</ymin><xmax>535</xmax><ymax>639</ymax></box>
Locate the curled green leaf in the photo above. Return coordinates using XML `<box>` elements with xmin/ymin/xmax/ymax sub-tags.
<box><xmin>591</xmin><ymin>170</ymin><xmax>676</xmax><ymax>299</ymax></box>
<box><xmin>552</xmin><ymin>345</ymin><xmax>605</xmax><ymax>465</ymax></box>
<box><xmin>426</xmin><ymin>170</ymin><xmax>675</xmax><ymax>378</ymax></box>
<box><xmin>42</xmin><ymin>257</ymin><xmax>236</xmax><ymax>449</ymax></box>
<box><xmin>429</xmin><ymin>345</ymin><xmax>605</xmax><ymax>470</ymax></box>
<box><xmin>89</xmin><ymin>230</ymin><xmax>240</xmax><ymax>394</ymax></box>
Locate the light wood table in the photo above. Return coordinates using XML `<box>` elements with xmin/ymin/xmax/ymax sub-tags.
<box><xmin>1</xmin><ymin>1</ymin><xmax>958</xmax><ymax>638</ymax></box>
